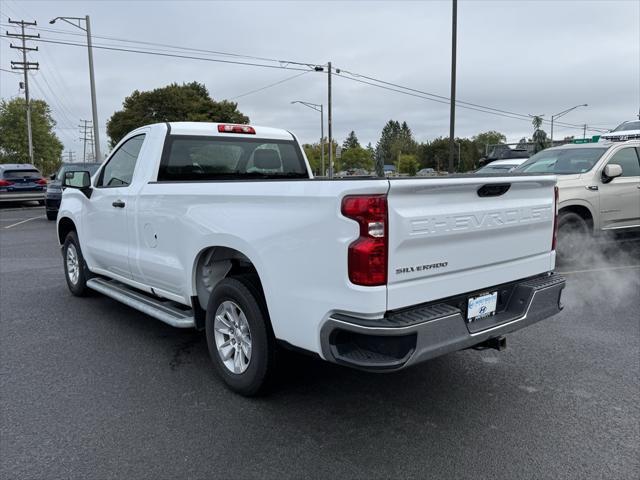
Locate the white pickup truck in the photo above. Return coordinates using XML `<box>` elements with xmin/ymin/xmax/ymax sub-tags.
<box><xmin>58</xmin><ymin>122</ymin><xmax>565</xmax><ymax>395</ymax></box>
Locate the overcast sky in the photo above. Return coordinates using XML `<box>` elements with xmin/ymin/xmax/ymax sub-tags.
<box><xmin>1</xmin><ymin>0</ymin><xmax>638</xmax><ymax>159</ymax></box>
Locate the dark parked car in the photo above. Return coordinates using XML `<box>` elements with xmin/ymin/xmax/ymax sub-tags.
<box><xmin>0</xmin><ymin>164</ymin><xmax>47</xmax><ymax>205</ymax></box>
<box><xmin>45</xmin><ymin>163</ymin><xmax>102</xmax><ymax>220</ymax></box>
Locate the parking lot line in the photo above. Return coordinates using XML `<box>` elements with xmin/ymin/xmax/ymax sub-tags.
<box><xmin>3</xmin><ymin>216</ymin><xmax>43</xmax><ymax>229</ymax></box>
<box><xmin>558</xmin><ymin>265</ymin><xmax>640</xmax><ymax>275</ymax></box>
<box><xmin>0</xmin><ymin>206</ymin><xmax>44</xmax><ymax>213</ymax></box>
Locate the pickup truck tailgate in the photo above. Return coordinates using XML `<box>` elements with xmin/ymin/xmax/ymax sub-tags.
<box><xmin>386</xmin><ymin>176</ymin><xmax>556</xmax><ymax>310</ymax></box>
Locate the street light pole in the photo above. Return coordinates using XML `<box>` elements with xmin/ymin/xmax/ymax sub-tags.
<box><xmin>50</xmin><ymin>15</ymin><xmax>101</xmax><ymax>161</ymax></box>
<box><xmin>84</xmin><ymin>15</ymin><xmax>101</xmax><ymax>161</ymax></box>
<box><xmin>327</xmin><ymin>61</ymin><xmax>333</xmax><ymax>178</ymax></box>
<box><xmin>291</xmin><ymin>101</ymin><xmax>324</xmax><ymax>175</ymax></box>
<box><xmin>448</xmin><ymin>0</ymin><xmax>458</xmax><ymax>174</ymax></box>
<box><xmin>550</xmin><ymin>103</ymin><xmax>588</xmax><ymax>146</ymax></box>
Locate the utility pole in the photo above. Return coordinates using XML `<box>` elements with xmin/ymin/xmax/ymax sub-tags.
<box><xmin>79</xmin><ymin>119</ymin><xmax>92</xmax><ymax>165</ymax></box>
<box><xmin>320</xmin><ymin>105</ymin><xmax>324</xmax><ymax>176</ymax></box>
<box><xmin>448</xmin><ymin>0</ymin><xmax>458</xmax><ymax>174</ymax></box>
<box><xmin>327</xmin><ymin>61</ymin><xmax>333</xmax><ymax>178</ymax></box>
<box><xmin>66</xmin><ymin>151</ymin><xmax>76</xmax><ymax>163</ymax></box>
<box><xmin>87</xmin><ymin>129</ymin><xmax>95</xmax><ymax>162</ymax></box>
<box><xmin>583</xmin><ymin>124</ymin><xmax>587</xmax><ymax>140</ymax></box>
<box><xmin>7</xmin><ymin>19</ymin><xmax>39</xmax><ymax>165</ymax></box>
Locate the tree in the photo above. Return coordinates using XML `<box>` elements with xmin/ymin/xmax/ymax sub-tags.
<box><xmin>472</xmin><ymin>130</ymin><xmax>507</xmax><ymax>159</ymax></box>
<box><xmin>398</xmin><ymin>121</ymin><xmax>418</xmax><ymax>154</ymax></box>
<box><xmin>531</xmin><ymin>115</ymin><xmax>548</xmax><ymax>153</ymax></box>
<box><xmin>106</xmin><ymin>82</ymin><xmax>249</xmax><ymax>145</ymax></box>
<box><xmin>342</xmin><ymin>130</ymin><xmax>360</xmax><ymax>150</ymax></box>
<box><xmin>0</xmin><ymin>98</ymin><xmax>63</xmax><ymax>174</ymax></box>
<box><xmin>417</xmin><ymin>137</ymin><xmax>449</xmax><ymax>172</ymax></box>
<box><xmin>397</xmin><ymin>153</ymin><xmax>419</xmax><ymax>176</ymax></box>
<box><xmin>375</xmin><ymin>120</ymin><xmax>418</xmax><ymax>176</ymax></box>
<box><xmin>341</xmin><ymin>146</ymin><xmax>373</xmax><ymax>171</ymax></box>
<box><xmin>302</xmin><ymin>137</ymin><xmax>339</xmax><ymax>175</ymax></box>
<box><xmin>302</xmin><ymin>143</ymin><xmax>322</xmax><ymax>175</ymax></box>
<box><xmin>472</xmin><ymin>130</ymin><xmax>507</xmax><ymax>148</ymax></box>
<box><xmin>366</xmin><ymin>142</ymin><xmax>375</xmax><ymax>157</ymax></box>
<box><xmin>375</xmin><ymin>120</ymin><xmax>401</xmax><ymax>173</ymax></box>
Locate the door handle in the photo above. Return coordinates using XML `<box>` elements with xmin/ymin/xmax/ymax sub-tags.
<box><xmin>112</xmin><ymin>200</ymin><xmax>125</xmax><ymax>208</ymax></box>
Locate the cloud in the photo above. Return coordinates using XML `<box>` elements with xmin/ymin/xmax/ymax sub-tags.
<box><xmin>1</xmin><ymin>0</ymin><xmax>638</xmax><ymax>156</ymax></box>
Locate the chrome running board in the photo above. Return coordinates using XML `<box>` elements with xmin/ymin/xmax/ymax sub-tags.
<box><xmin>87</xmin><ymin>278</ymin><xmax>195</xmax><ymax>328</ymax></box>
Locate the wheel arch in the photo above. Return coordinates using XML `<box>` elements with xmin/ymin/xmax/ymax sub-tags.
<box><xmin>559</xmin><ymin>203</ymin><xmax>595</xmax><ymax>232</ymax></box>
<box><xmin>57</xmin><ymin>216</ymin><xmax>77</xmax><ymax>245</ymax></box>
<box><xmin>191</xmin><ymin>246</ymin><xmax>267</xmax><ymax>326</ymax></box>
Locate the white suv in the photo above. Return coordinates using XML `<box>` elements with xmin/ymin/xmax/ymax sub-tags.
<box><xmin>516</xmin><ymin>140</ymin><xmax>640</xmax><ymax>261</ymax></box>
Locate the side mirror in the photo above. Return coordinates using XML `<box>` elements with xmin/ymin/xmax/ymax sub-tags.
<box><xmin>602</xmin><ymin>164</ymin><xmax>623</xmax><ymax>183</ymax></box>
<box><xmin>63</xmin><ymin>170</ymin><xmax>92</xmax><ymax>197</ymax></box>
<box><xmin>49</xmin><ymin>173</ymin><xmax>56</xmax><ymax>180</ymax></box>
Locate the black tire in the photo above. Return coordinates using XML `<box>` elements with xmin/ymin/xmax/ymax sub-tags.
<box><xmin>205</xmin><ymin>277</ymin><xmax>276</xmax><ymax>396</ymax></box>
<box><xmin>556</xmin><ymin>212</ymin><xmax>591</xmax><ymax>265</ymax></box>
<box><xmin>62</xmin><ymin>231</ymin><xmax>91</xmax><ymax>296</ymax></box>
<box><xmin>38</xmin><ymin>200</ymin><xmax>45</xmax><ymax>206</ymax></box>
<box><xmin>46</xmin><ymin>210</ymin><xmax>57</xmax><ymax>221</ymax></box>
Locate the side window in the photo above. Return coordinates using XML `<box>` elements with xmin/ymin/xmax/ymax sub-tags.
<box><xmin>98</xmin><ymin>134</ymin><xmax>146</xmax><ymax>187</ymax></box>
<box><xmin>607</xmin><ymin>148</ymin><xmax>640</xmax><ymax>177</ymax></box>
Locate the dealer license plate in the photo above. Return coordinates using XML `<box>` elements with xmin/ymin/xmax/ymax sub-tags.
<box><xmin>467</xmin><ymin>291</ymin><xmax>498</xmax><ymax>322</ymax></box>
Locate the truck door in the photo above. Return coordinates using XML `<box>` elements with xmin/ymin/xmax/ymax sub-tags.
<box><xmin>82</xmin><ymin>134</ymin><xmax>147</xmax><ymax>278</ymax></box>
<box><xmin>599</xmin><ymin>146</ymin><xmax>640</xmax><ymax>230</ymax></box>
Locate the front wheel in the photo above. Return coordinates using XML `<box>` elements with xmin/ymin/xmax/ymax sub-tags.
<box><xmin>46</xmin><ymin>210</ymin><xmax>57</xmax><ymax>221</ymax></box>
<box><xmin>556</xmin><ymin>212</ymin><xmax>591</xmax><ymax>265</ymax></box>
<box><xmin>62</xmin><ymin>231</ymin><xmax>91</xmax><ymax>296</ymax></box>
<box><xmin>205</xmin><ymin>277</ymin><xmax>276</xmax><ymax>396</ymax></box>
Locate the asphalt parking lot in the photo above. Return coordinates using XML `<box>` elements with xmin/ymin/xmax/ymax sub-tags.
<box><xmin>1</xmin><ymin>206</ymin><xmax>639</xmax><ymax>480</ymax></box>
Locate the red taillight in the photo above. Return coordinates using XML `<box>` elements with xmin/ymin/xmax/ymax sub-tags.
<box><xmin>217</xmin><ymin>124</ymin><xmax>256</xmax><ymax>134</ymax></box>
<box><xmin>36</xmin><ymin>178</ymin><xmax>47</xmax><ymax>185</ymax></box>
<box><xmin>552</xmin><ymin>185</ymin><xmax>559</xmax><ymax>251</ymax></box>
<box><xmin>0</xmin><ymin>179</ymin><xmax>14</xmax><ymax>187</ymax></box>
<box><xmin>341</xmin><ymin>195</ymin><xmax>388</xmax><ymax>286</ymax></box>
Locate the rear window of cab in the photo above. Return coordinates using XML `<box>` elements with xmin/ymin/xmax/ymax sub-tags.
<box><xmin>158</xmin><ymin>136</ymin><xmax>308</xmax><ymax>181</ymax></box>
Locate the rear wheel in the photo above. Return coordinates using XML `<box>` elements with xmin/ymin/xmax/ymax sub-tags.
<box><xmin>46</xmin><ymin>210</ymin><xmax>57</xmax><ymax>221</ymax></box>
<box><xmin>556</xmin><ymin>212</ymin><xmax>591</xmax><ymax>264</ymax></box>
<box><xmin>205</xmin><ymin>277</ymin><xmax>276</xmax><ymax>396</ymax></box>
<box><xmin>63</xmin><ymin>231</ymin><xmax>91</xmax><ymax>296</ymax></box>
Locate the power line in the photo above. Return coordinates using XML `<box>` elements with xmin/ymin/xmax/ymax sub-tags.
<box><xmin>0</xmin><ymin>30</ymin><xmax>322</xmax><ymax>73</ymax></box>
<box><xmin>0</xmin><ymin>21</ymin><xmax>321</xmax><ymax>68</ymax></box>
<box><xmin>336</xmin><ymin>66</ymin><xmax>605</xmax><ymax>132</ymax></box>
<box><xmin>336</xmin><ymin>70</ymin><xmax>606</xmax><ymax>133</ymax></box>
<box><xmin>229</xmin><ymin>71</ymin><xmax>311</xmax><ymax>100</ymax></box>
<box><xmin>30</xmin><ymin>75</ymin><xmax>77</xmax><ymax>129</ymax></box>
<box><xmin>30</xmin><ymin>35</ymin><xmax>85</xmax><ymax>120</ymax></box>
<box><xmin>1</xmin><ymin>23</ymin><xmax>610</xmax><ymax>135</ymax></box>
<box><xmin>40</xmin><ymin>72</ymin><xmax>82</xmax><ymax>123</ymax></box>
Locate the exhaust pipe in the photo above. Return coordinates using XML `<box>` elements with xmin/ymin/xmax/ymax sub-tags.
<box><xmin>473</xmin><ymin>335</ymin><xmax>507</xmax><ymax>352</ymax></box>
